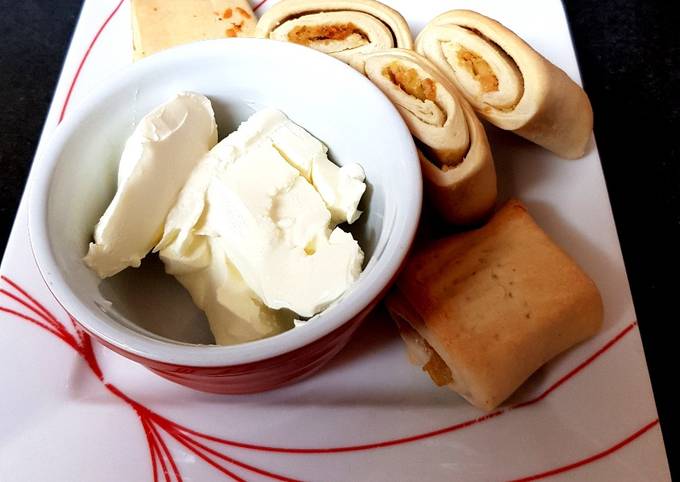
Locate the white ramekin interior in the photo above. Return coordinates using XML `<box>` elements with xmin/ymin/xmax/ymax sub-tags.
<box><xmin>28</xmin><ymin>39</ymin><xmax>421</xmax><ymax>366</ymax></box>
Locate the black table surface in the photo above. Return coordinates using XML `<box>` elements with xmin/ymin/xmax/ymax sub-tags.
<box><xmin>1</xmin><ymin>0</ymin><xmax>677</xmax><ymax>475</ymax></box>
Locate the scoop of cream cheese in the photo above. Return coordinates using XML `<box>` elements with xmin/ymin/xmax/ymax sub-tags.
<box><xmin>155</xmin><ymin>154</ymin><xmax>294</xmax><ymax>345</ymax></box>
<box><xmin>83</xmin><ymin>92</ymin><xmax>217</xmax><ymax>278</ymax></box>
<box><xmin>260</xmin><ymin>110</ymin><xmax>367</xmax><ymax>225</ymax></box>
<box><xmin>202</xmin><ymin>139</ymin><xmax>364</xmax><ymax>317</ymax></box>
<box><xmin>156</xmin><ymin>108</ymin><xmax>365</xmax><ymax>343</ymax></box>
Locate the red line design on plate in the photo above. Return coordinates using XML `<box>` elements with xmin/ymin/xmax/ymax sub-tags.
<box><xmin>1</xmin><ymin>275</ymin><xmax>653</xmax><ymax>481</ymax></box>
<box><xmin>1</xmin><ymin>275</ymin><xmax>294</xmax><ymax>481</ymax></box>
<box><xmin>252</xmin><ymin>0</ymin><xmax>270</xmax><ymax>12</ymax></box>
<box><xmin>508</xmin><ymin>419</ymin><xmax>660</xmax><ymax>482</ymax></box>
<box><xmin>58</xmin><ymin>0</ymin><xmax>126</xmax><ymax>123</ymax></box>
<box><xmin>113</xmin><ymin>321</ymin><xmax>640</xmax><ymax>455</ymax></box>
<box><xmin>149</xmin><ymin>420</ymin><xmax>183</xmax><ymax>482</ymax></box>
<box><xmin>510</xmin><ymin>321</ymin><xmax>638</xmax><ymax>410</ymax></box>
<box><xmin>107</xmin><ymin>384</ymin><xmax>301</xmax><ymax>482</ymax></box>
<box><xmin>140</xmin><ymin>413</ymin><xmax>162</xmax><ymax>482</ymax></box>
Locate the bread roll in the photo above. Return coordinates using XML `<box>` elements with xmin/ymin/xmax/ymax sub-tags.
<box><xmin>386</xmin><ymin>200</ymin><xmax>603</xmax><ymax>410</ymax></box>
<box><xmin>416</xmin><ymin>10</ymin><xmax>593</xmax><ymax>159</ymax></box>
<box><xmin>361</xmin><ymin>49</ymin><xmax>496</xmax><ymax>224</ymax></box>
<box><xmin>255</xmin><ymin>0</ymin><xmax>413</xmax><ymax>70</ymax></box>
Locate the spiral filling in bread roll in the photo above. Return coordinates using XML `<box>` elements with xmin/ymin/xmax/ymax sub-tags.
<box><xmin>418</xmin><ymin>10</ymin><xmax>594</xmax><ymax>159</ymax></box>
<box><xmin>269</xmin><ymin>11</ymin><xmax>394</xmax><ymax>65</ymax></box>
<box><xmin>287</xmin><ymin>22</ymin><xmax>367</xmax><ymax>46</ymax></box>
<box><xmin>383</xmin><ymin>62</ymin><xmax>438</xmax><ymax>104</ymax></box>
<box><xmin>425</xmin><ymin>26</ymin><xmax>524</xmax><ymax>112</ymax></box>
<box><xmin>363</xmin><ymin>49</ymin><xmax>497</xmax><ymax>224</ymax></box>
<box><xmin>456</xmin><ymin>49</ymin><xmax>498</xmax><ymax>93</ymax></box>
<box><xmin>257</xmin><ymin>0</ymin><xmax>413</xmax><ymax>70</ymax></box>
<box><xmin>382</xmin><ymin>62</ymin><xmax>444</xmax><ymax>131</ymax></box>
<box><xmin>365</xmin><ymin>54</ymin><xmax>470</xmax><ymax>166</ymax></box>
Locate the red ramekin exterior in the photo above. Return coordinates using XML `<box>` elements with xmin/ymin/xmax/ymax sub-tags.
<box><xmin>92</xmin><ymin>300</ymin><xmax>378</xmax><ymax>394</ymax></box>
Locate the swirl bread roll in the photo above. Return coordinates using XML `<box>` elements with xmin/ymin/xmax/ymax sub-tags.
<box><xmin>362</xmin><ymin>49</ymin><xmax>496</xmax><ymax>224</ymax></box>
<box><xmin>416</xmin><ymin>10</ymin><xmax>593</xmax><ymax>159</ymax></box>
<box><xmin>386</xmin><ymin>200</ymin><xmax>603</xmax><ymax>411</ymax></box>
<box><xmin>255</xmin><ymin>0</ymin><xmax>413</xmax><ymax>70</ymax></box>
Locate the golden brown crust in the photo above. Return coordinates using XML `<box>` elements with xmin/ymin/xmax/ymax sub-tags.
<box><xmin>386</xmin><ymin>199</ymin><xmax>603</xmax><ymax>410</ymax></box>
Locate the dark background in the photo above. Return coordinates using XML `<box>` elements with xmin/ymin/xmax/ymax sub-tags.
<box><xmin>0</xmin><ymin>0</ymin><xmax>677</xmax><ymax>475</ymax></box>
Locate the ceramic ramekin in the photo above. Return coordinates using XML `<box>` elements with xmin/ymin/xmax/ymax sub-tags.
<box><xmin>29</xmin><ymin>38</ymin><xmax>421</xmax><ymax>393</ymax></box>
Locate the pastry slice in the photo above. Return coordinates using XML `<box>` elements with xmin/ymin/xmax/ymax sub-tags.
<box><xmin>386</xmin><ymin>200</ymin><xmax>603</xmax><ymax>410</ymax></box>
<box><xmin>255</xmin><ymin>0</ymin><xmax>413</xmax><ymax>71</ymax></box>
<box><xmin>132</xmin><ymin>0</ymin><xmax>257</xmax><ymax>60</ymax></box>
<box><xmin>416</xmin><ymin>10</ymin><xmax>593</xmax><ymax>159</ymax></box>
<box><xmin>361</xmin><ymin>48</ymin><xmax>496</xmax><ymax>224</ymax></box>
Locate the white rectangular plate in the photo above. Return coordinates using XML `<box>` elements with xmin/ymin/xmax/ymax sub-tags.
<box><xmin>0</xmin><ymin>0</ymin><xmax>671</xmax><ymax>480</ymax></box>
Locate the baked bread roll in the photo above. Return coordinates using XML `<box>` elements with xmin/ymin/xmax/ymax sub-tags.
<box><xmin>416</xmin><ymin>10</ymin><xmax>593</xmax><ymax>159</ymax></box>
<box><xmin>361</xmin><ymin>49</ymin><xmax>496</xmax><ymax>224</ymax></box>
<box><xmin>132</xmin><ymin>0</ymin><xmax>257</xmax><ymax>60</ymax></box>
<box><xmin>255</xmin><ymin>0</ymin><xmax>413</xmax><ymax>70</ymax></box>
<box><xmin>386</xmin><ymin>200</ymin><xmax>603</xmax><ymax>410</ymax></box>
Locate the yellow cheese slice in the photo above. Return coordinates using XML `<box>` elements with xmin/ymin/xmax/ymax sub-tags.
<box><xmin>132</xmin><ymin>0</ymin><xmax>257</xmax><ymax>60</ymax></box>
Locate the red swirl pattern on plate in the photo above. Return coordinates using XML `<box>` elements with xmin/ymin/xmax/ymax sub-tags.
<box><xmin>0</xmin><ymin>275</ymin><xmax>659</xmax><ymax>481</ymax></box>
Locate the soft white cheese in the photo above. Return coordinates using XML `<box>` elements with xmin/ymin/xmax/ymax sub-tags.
<box><xmin>166</xmin><ymin>237</ymin><xmax>294</xmax><ymax>345</ymax></box>
<box><xmin>201</xmin><ymin>140</ymin><xmax>364</xmax><ymax>317</ymax></box>
<box><xmin>156</xmin><ymin>108</ymin><xmax>365</xmax><ymax>343</ymax></box>
<box><xmin>156</xmin><ymin>153</ymin><xmax>294</xmax><ymax>345</ymax></box>
<box><xmin>84</xmin><ymin>92</ymin><xmax>217</xmax><ymax>278</ymax></box>
<box><xmin>260</xmin><ymin>110</ymin><xmax>367</xmax><ymax>225</ymax></box>
<box><xmin>312</xmin><ymin>158</ymin><xmax>366</xmax><ymax>225</ymax></box>
<box><xmin>202</xmin><ymin>109</ymin><xmax>366</xmax><ymax>225</ymax></box>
